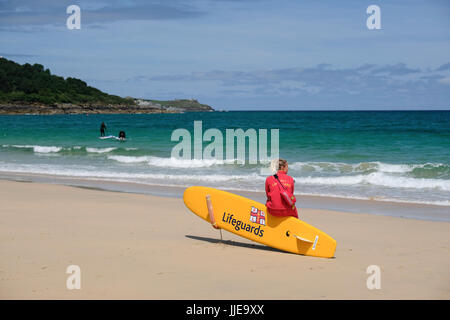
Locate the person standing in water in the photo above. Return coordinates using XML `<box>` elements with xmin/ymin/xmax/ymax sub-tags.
<box><xmin>265</xmin><ymin>158</ymin><xmax>298</xmax><ymax>219</ymax></box>
<box><xmin>118</xmin><ymin>130</ymin><xmax>126</xmax><ymax>141</ymax></box>
<box><xmin>100</xmin><ymin>122</ymin><xmax>107</xmax><ymax>137</ymax></box>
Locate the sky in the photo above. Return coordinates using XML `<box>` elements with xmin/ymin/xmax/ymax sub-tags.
<box><xmin>1</xmin><ymin>0</ymin><xmax>449</xmax><ymax>110</ymax></box>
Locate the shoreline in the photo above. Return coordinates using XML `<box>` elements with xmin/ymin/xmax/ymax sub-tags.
<box><xmin>0</xmin><ymin>179</ymin><xmax>449</xmax><ymax>299</ymax></box>
<box><xmin>1</xmin><ymin>171</ymin><xmax>449</xmax><ymax>222</ymax></box>
<box><xmin>0</xmin><ymin>100</ymin><xmax>214</xmax><ymax>115</ymax></box>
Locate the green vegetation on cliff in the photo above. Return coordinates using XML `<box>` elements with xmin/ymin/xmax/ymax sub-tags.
<box><xmin>0</xmin><ymin>57</ymin><xmax>134</xmax><ymax>106</ymax></box>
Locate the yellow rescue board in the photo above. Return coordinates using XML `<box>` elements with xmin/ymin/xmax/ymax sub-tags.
<box><xmin>183</xmin><ymin>186</ymin><xmax>337</xmax><ymax>258</ymax></box>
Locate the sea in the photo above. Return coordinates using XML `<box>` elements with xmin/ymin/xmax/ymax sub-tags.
<box><xmin>0</xmin><ymin>111</ymin><xmax>449</xmax><ymax>219</ymax></box>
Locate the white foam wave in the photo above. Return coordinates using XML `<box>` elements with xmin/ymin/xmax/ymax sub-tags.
<box><xmin>86</xmin><ymin>147</ymin><xmax>117</xmax><ymax>154</ymax></box>
<box><xmin>290</xmin><ymin>161</ymin><xmax>447</xmax><ymax>174</ymax></box>
<box><xmin>294</xmin><ymin>172</ymin><xmax>450</xmax><ymax>191</ymax></box>
<box><xmin>107</xmin><ymin>155</ymin><xmax>148</xmax><ymax>164</ymax></box>
<box><xmin>3</xmin><ymin>144</ymin><xmax>124</xmax><ymax>154</ymax></box>
<box><xmin>0</xmin><ymin>162</ymin><xmax>264</xmax><ymax>183</ymax></box>
<box><xmin>107</xmin><ymin>155</ymin><xmax>236</xmax><ymax>168</ymax></box>
<box><xmin>375</xmin><ymin>162</ymin><xmax>413</xmax><ymax>173</ymax></box>
<box><xmin>9</xmin><ymin>144</ymin><xmax>62</xmax><ymax>153</ymax></box>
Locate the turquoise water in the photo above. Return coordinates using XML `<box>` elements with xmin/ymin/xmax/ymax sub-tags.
<box><xmin>0</xmin><ymin>111</ymin><xmax>449</xmax><ymax>206</ymax></box>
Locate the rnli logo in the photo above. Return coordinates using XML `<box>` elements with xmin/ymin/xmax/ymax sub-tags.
<box><xmin>250</xmin><ymin>206</ymin><xmax>266</xmax><ymax>226</ymax></box>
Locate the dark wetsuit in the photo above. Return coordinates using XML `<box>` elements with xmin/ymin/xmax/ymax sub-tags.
<box><xmin>118</xmin><ymin>131</ymin><xmax>126</xmax><ymax>140</ymax></box>
<box><xmin>100</xmin><ymin>122</ymin><xmax>106</xmax><ymax>136</ymax></box>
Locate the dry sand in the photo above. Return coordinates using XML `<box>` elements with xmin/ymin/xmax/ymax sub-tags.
<box><xmin>0</xmin><ymin>180</ymin><xmax>449</xmax><ymax>299</ymax></box>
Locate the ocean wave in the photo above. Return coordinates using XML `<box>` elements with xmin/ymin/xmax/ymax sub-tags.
<box><xmin>2</xmin><ymin>144</ymin><xmax>128</xmax><ymax>155</ymax></box>
<box><xmin>0</xmin><ymin>162</ymin><xmax>264</xmax><ymax>183</ymax></box>
<box><xmin>107</xmin><ymin>155</ymin><xmax>238</xmax><ymax>168</ymax></box>
<box><xmin>6</xmin><ymin>144</ymin><xmax>63</xmax><ymax>153</ymax></box>
<box><xmin>293</xmin><ymin>172</ymin><xmax>450</xmax><ymax>191</ymax></box>
<box><xmin>289</xmin><ymin>161</ymin><xmax>449</xmax><ymax>177</ymax></box>
<box><xmin>86</xmin><ymin>147</ymin><xmax>117</xmax><ymax>154</ymax></box>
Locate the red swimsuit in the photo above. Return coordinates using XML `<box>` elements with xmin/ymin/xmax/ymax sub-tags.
<box><xmin>265</xmin><ymin>170</ymin><xmax>298</xmax><ymax>218</ymax></box>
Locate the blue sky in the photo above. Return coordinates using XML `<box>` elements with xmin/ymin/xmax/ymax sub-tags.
<box><xmin>1</xmin><ymin>0</ymin><xmax>449</xmax><ymax>110</ymax></box>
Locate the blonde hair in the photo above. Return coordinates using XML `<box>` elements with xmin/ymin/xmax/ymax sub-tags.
<box><xmin>270</xmin><ymin>158</ymin><xmax>288</xmax><ymax>173</ymax></box>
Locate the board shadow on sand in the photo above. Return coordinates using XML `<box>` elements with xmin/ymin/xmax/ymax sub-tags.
<box><xmin>185</xmin><ymin>235</ymin><xmax>287</xmax><ymax>254</ymax></box>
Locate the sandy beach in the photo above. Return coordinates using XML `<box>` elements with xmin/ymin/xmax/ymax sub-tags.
<box><xmin>0</xmin><ymin>179</ymin><xmax>449</xmax><ymax>299</ymax></box>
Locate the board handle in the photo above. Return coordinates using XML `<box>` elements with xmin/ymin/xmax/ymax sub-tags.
<box><xmin>206</xmin><ymin>194</ymin><xmax>220</xmax><ymax>229</ymax></box>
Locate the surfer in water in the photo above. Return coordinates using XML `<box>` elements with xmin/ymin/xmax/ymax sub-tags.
<box><xmin>100</xmin><ymin>122</ymin><xmax>107</xmax><ymax>137</ymax></box>
<box><xmin>265</xmin><ymin>158</ymin><xmax>298</xmax><ymax>219</ymax></box>
<box><xmin>118</xmin><ymin>130</ymin><xmax>126</xmax><ymax>141</ymax></box>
